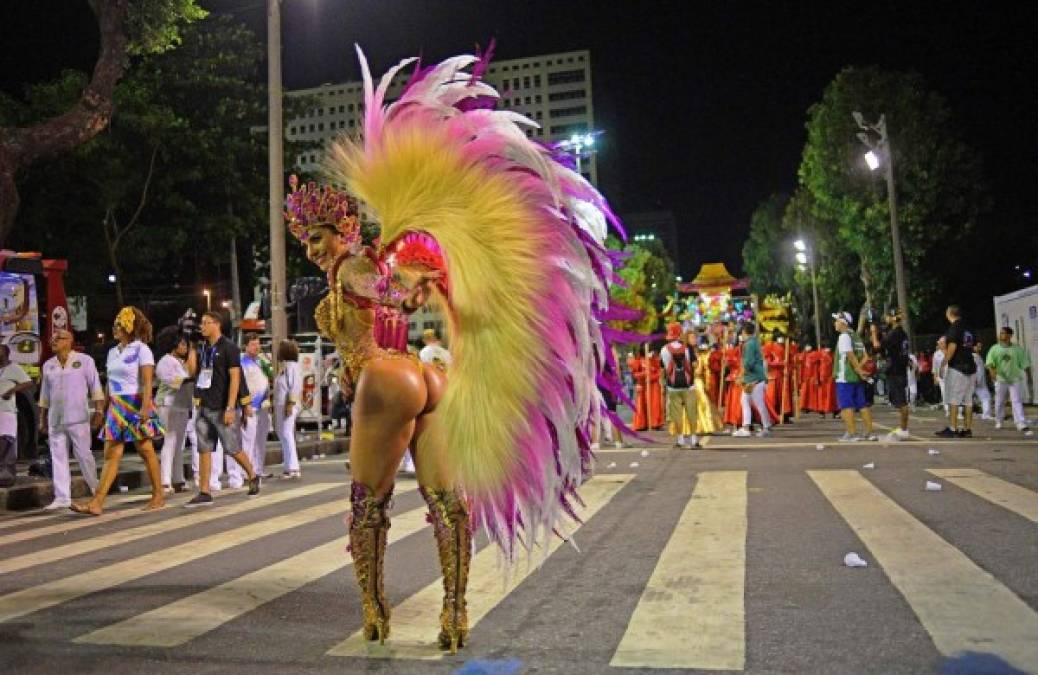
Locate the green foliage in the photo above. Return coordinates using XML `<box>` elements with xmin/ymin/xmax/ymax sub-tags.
<box><xmin>125</xmin><ymin>0</ymin><xmax>209</xmax><ymax>55</ymax></box>
<box><xmin>10</xmin><ymin>15</ymin><xmax>311</xmax><ymax>321</ymax></box>
<box><xmin>607</xmin><ymin>235</ymin><xmax>676</xmax><ymax>334</ymax></box>
<box><xmin>798</xmin><ymin>66</ymin><xmax>986</xmax><ymax>326</ymax></box>
<box><xmin>741</xmin><ymin>193</ymin><xmax>792</xmax><ymax>295</ymax></box>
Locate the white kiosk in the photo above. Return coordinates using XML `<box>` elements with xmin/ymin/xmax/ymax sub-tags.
<box><xmin>993</xmin><ymin>284</ymin><xmax>1038</xmax><ymax>404</ymax></box>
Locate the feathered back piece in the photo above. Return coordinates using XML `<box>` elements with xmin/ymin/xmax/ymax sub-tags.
<box><xmin>325</xmin><ymin>47</ymin><xmax>625</xmax><ymax>560</ymax></box>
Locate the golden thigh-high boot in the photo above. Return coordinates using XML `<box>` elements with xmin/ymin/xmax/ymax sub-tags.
<box><xmin>420</xmin><ymin>487</ymin><xmax>472</xmax><ymax>653</ymax></box>
<box><xmin>348</xmin><ymin>482</ymin><xmax>392</xmax><ymax>643</ymax></box>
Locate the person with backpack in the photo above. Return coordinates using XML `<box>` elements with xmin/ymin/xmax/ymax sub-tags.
<box><xmin>660</xmin><ymin>322</ymin><xmax>698</xmax><ymax>448</ymax></box>
<box><xmin>832</xmin><ymin>311</ymin><xmax>877</xmax><ymax>442</ymax></box>
<box><xmin>936</xmin><ymin>305</ymin><xmax>977</xmax><ymax>438</ymax></box>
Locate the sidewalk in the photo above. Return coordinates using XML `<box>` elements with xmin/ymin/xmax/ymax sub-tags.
<box><xmin>0</xmin><ymin>430</ymin><xmax>350</xmax><ymax>512</ymax></box>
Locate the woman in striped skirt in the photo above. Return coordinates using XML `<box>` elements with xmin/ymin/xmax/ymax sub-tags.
<box><xmin>71</xmin><ymin>306</ymin><xmax>166</xmax><ymax>515</ymax></box>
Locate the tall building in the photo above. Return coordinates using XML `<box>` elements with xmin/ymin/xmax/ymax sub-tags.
<box><xmin>285</xmin><ymin>49</ymin><xmax>597</xmax><ymax>184</ymax></box>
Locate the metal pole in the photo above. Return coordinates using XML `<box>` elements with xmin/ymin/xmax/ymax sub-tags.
<box><xmin>268</xmin><ymin>0</ymin><xmax>288</xmax><ymax>363</ymax></box>
<box><xmin>810</xmin><ymin>254</ymin><xmax>822</xmax><ymax>348</ymax></box>
<box><xmin>879</xmin><ymin>117</ymin><xmax>912</xmax><ymax>344</ymax></box>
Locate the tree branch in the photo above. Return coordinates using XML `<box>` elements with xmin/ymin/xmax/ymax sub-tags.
<box><xmin>113</xmin><ymin>144</ymin><xmax>159</xmax><ymax>247</ymax></box>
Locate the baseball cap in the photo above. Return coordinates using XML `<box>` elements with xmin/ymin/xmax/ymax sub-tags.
<box><xmin>831</xmin><ymin>311</ymin><xmax>853</xmax><ymax>325</ymax></box>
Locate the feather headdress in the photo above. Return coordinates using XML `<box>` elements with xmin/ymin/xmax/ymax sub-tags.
<box><xmin>325</xmin><ymin>47</ymin><xmax>626</xmax><ymax>560</ymax></box>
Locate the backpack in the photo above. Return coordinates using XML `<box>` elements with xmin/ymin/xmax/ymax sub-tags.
<box><xmin>667</xmin><ymin>345</ymin><xmax>690</xmax><ymax>388</ymax></box>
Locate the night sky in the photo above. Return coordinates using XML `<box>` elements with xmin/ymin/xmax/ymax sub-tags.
<box><xmin>4</xmin><ymin>1</ymin><xmax>1036</xmax><ymax>277</ymax></box>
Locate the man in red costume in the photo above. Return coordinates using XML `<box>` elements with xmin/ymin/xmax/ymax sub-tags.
<box><xmin>816</xmin><ymin>344</ymin><xmax>839</xmax><ymax>416</ymax></box>
<box><xmin>763</xmin><ymin>330</ymin><xmax>794</xmax><ymax>423</ymax></box>
<box><xmin>627</xmin><ymin>351</ymin><xmax>648</xmax><ymax>431</ymax></box>
<box><xmin>646</xmin><ymin>345</ymin><xmax>665</xmax><ymax>430</ymax></box>
<box><xmin>799</xmin><ymin>345</ymin><xmax>820</xmax><ymax>413</ymax></box>
<box><xmin>722</xmin><ymin>339</ymin><xmax>744</xmax><ymax>430</ymax></box>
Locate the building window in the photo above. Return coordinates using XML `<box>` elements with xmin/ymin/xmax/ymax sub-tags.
<box><xmin>423</xmin><ymin>321</ymin><xmax>436</xmax><ymax>329</ymax></box>
<box><xmin>523</xmin><ymin>76</ymin><xmax>531</xmax><ymax>88</ymax></box>
<box><xmin>318</xmin><ymin>108</ymin><xmax>324</xmax><ymax>116</ymax></box>
<box><xmin>534</xmin><ymin>75</ymin><xmax>541</xmax><ymax>87</ymax></box>
<box><xmin>547</xmin><ymin>59</ymin><xmax>553</xmax><ymax>65</ymax></box>
<box><xmin>522</xmin><ymin>63</ymin><xmax>529</xmax><ymax>69</ymax></box>
<box><xmin>309</xmin><ymin>123</ymin><xmax>315</xmax><ymax>132</ymax></box>
<box><xmin>535</xmin><ymin>94</ymin><xmax>542</xmax><ymax>104</ymax></box>
<box><xmin>578</xmin><ymin>55</ymin><xmax>585</xmax><ymax>62</ymax></box>
<box><xmin>533</xmin><ymin>61</ymin><xmax>540</xmax><ymax>67</ymax></box>
<box><xmin>535</xmin><ymin>110</ymin><xmax>543</xmax><ymax>119</ymax></box>
<box><xmin>290</xmin><ymin>126</ymin><xmax>296</xmax><ymax>134</ymax></box>
<box><xmin>549</xmin><ymin>122</ymin><xmax>589</xmax><ymax>135</ymax></box>
<box><xmin>348</xmin><ymin>103</ymin><xmax>354</xmax><ymax>112</ymax></box>
<box><xmin>548</xmin><ymin>69</ymin><xmax>585</xmax><ymax>86</ymax></box>
<box><xmin>525</xmin><ymin>96</ymin><xmax>532</xmax><ymax>105</ymax></box>
<box><xmin>513</xmin><ymin>77</ymin><xmax>520</xmax><ymax>89</ymax></box>
<box><xmin>489</xmin><ymin>67</ymin><xmax>496</xmax><ymax>74</ymax></box>
<box><xmin>549</xmin><ymin>105</ymin><xmax>587</xmax><ymax>118</ymax></box>
<box><xmin>548</xmin><ymin>89</ymin><xmax>586</xmax><ymax>102</ymax></box>
<box><xmin>310</xmin><ymin>154</ymin><xmax>316</xmax><ymax>163</ymax></box>
<box><xmin>318</xmin><ymin>122</ymin><xmax>324</xmax><ymax>131</ymax></box>
<box><xmin>349</xmin><ymin>119</ymin><xmax>355</xmax><ymax>127</ymax></box>
<box><xmin>339</xmin><ymin>105</ymin><xmax>345</xmax><ymax>113</ymax></box>
<box><xmin>502</xmin><ymin>80</ymin><xmax>510</xmax><ymax>92</ymax></box>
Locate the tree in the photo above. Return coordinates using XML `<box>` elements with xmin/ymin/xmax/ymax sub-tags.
<box><xmin>798</xmin><ymin>66</ymin><xmax>987</xmax><ymax>328</ymax></box>
<box><xmin>0</xmin><ymin>0</ymin><xmax>206</xmax><ymax>245</ymax></box>
<box><xmin>608</xmin><ymin>236</ymin><xmax>676</xmax><ymax>334</ymax></box>
<box><xmin>741</xmin><ymin>193</ymin><xmax>792</xmax><ymax>296</ymax></box>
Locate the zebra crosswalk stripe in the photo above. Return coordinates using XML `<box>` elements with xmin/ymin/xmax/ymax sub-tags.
<box><xmin>610</xmin><ymin>471</ymin><xmax>747</xmax><ymax>670</ymax></box>
<box><xmin>326</xmin><ymin>474</ymin><xmax>635</xmax><ymax>660</ymax></box>
<box><xmin>0</xmin><ymin>483</ymin><xmax>338</xmax><ymax>575</ymax></box>
<box><xmin>927</xmin><ymin>468</ymin><xmax>1038</xmax><ymax>522</ymax></box>
<box><xmin>74</xmin><ymin>501</ymin><xmax>431</xmax><ymax>647</ymax></box>
<box><xmin>809</xmin><ymin>470</ymin><xmax>1038</xmax><ymax>672</ymax></box>
<box><xmin>0</xmin><ymin>482</ymin><xmax>416</xmax><ymax>624</ymax></box>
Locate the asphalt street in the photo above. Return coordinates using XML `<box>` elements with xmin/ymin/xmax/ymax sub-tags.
<box><xmin>0</xmin><ymin>406</ymin><xmax>1036</xmax><ymax>674</ymax></box>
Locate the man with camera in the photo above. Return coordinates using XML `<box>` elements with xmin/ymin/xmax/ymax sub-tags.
<box><xmin>184</xmin><ymin>311</ymin><xmax>260</xmax><ymax>507</ymax></box>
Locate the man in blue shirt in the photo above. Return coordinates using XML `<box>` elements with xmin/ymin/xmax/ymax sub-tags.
<box><xmin>733</xmin><ymin>323</ymin><xmax>772</xmax><ymax>437</ymax></box>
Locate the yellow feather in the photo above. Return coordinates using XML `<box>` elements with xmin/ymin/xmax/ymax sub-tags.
<box><xmin>325</xmin><ymin>125</ymin><xmax>553</xmax><ymax>497</ymax></box>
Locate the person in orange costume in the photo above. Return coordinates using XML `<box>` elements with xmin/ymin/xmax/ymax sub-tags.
<box><xmin>722</xmin><ymin>341</ymin><xmax>744</xmax><ymax>429</ymax></box>
<box><xmin>816</xmin><ymin>345</ymin><xmax>840</xmax><ymax>415</ymax></box>
<box><xmin>762</xmin><ymin>333</ymin><xmax>785</xmax><ymax>423</ymax></box>
<box><xmin>627</xmin><ymin>352</ymin><xmax>648</xmax><ymax>431</ymax></box>
<box><xmin>690</xmin><ymin>337</ymin><xmax>724</xmax><ymax>434</ymax></box>
<box><xmin>799</xmin><ymin>345</ymin><xmax>820</xmax><ymax>413</ymax></box>
<box><xmin>707</xmin><ymin>343</ymin><xmax>723</xmax><ymax>403</ymax></box>
<box><xmin>646</xmin><ymin>345</ymin><xmax>666</xmax><ymax>430</ymax></box>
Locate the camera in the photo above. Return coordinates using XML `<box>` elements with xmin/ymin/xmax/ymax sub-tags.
<box><xmin>177</xmin><ymin>309</ymin><xmax>202</xmax><ymax>343</ymax></box>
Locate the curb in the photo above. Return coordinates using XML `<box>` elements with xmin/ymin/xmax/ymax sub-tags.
<box><xmin>0</xmin><ymin>434</ymin><xmax>350</xmax><ymax>512</ymax></box>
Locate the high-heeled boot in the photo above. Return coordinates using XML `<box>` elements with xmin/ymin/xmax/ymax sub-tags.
<box><xmin>348</xmin><ymin>482</ymin><xmax>392</xmax><ymax>643</ymax></box>
<box><xmin>420</xmin><ymin>487</ymin><xmax>472</xmax><ymax>653</ymax></box>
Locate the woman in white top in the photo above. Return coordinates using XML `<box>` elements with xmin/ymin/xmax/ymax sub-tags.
<box><xmin>72</xmin><ymin>307</ymin><xmax>166</xmax><ymax>515</ymax></box>
<box><xmin>273</xmin><ymin>339</ymin><xmax>303</xmax><ymax>478</ymax></box>
<box><xmin>154</xmin><ymin>326</ymin><xmax>194</xmax><ymax>493</ymax></box>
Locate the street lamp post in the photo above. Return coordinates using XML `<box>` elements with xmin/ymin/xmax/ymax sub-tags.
<box><xmin>853</xmin><ymin>112</ymin><xmax>912</xmax><ymax>342</ymax></box>
<box><xmin>203</xmin><ymin>288</ymin><xmax>211</xmax><ymax>312</ymax></box>
<box><xmin>794</xmin><ymin>239</ymin><xmax>823</xmax><ymax>348</ymax></box>
<box><xmin>268</xmin><ymin>0</ymin><xmax>288</xmax><ymax>356</ymax></box>
<box><xmin>557</xmin><ymin>132</ymin><xmax>598</xmax><ymax>176</ymax></box>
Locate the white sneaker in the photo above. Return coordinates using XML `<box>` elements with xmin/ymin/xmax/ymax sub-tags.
<box><xmin>1024</xmin><ymin>428</ymin><xmax>1034</xmax><ymax>437</ymax></box>
<box><xmin>614</xmin><ymin>440</ymin><xmax>624</xmax><ymax>449</ymax></box>
<box><xmin>994</xmin><ymin>421</ymin><xmax>1002</xmax><ymax>430</ymax></box>
<box><xmin>43</xmin><ymin>499</ymin><xmax>72</xmax><ymax>511</ymax></box>
<box><xmin>685</xmin><ymin>435</ymin><xmax>701</xmax><ymax>448</ymax></box>
<box><xmin>838</xmin><ymin>433</ymin><xmax>859</xmax><ymax>442</ymax></box>
<box><xmin>884</xmin><ymin>431</ymin><xmax>904</xmax><ymax>442</ymax></box>
<box><xmin>896</xmin><ymin>428</ymin><xmax>911</xmax><ymax>440</ymax></box>
<box><xmin>861</xmin><ymin>434</ymin><xmax>879</xmax><ymax>441</ymax></box>
<box><xmin>732</xmin><ymin>428</ymin><xmax>752</xmax><ymax>438</ymax></box>
<box><xmin>755</xmin><ymin>428</ymin><xmax>771</xmax><ymax>438</ymax></box>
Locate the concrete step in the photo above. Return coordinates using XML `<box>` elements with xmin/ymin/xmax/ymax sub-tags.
<box><xmin>0</xmin><ymin>432</ymin><xmax>350</xmax><ymax>512</ymax></box>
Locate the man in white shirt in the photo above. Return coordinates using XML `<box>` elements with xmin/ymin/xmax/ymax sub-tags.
<box><xmin>932</xmin><ymin>337</ymin><xmax>948</xmax><ymax>414</ymax></box>
<box><xmin>38</xmin><ymin>330</ymin><xmax>104</xmax><ymax>509</ymax></box>
<box><xmin>229</xmin><ymin>334</ymin><xmax>272</xmax><ymax>487</ymax></box>
<box><xmin>0</xmin><ymin>343</ymin><xmax>34</xmax><ymax>488</ymax></box>
<box><xmin>972</xmin><ymin>341</ymin><xmax>993</xmax><ymax>420</ymax></box>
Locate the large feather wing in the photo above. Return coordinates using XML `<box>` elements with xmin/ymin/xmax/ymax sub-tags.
<box><xmin>325</xmin><ymin>47</ymin><xmax>623</xmax><ymax>559</ymax></box>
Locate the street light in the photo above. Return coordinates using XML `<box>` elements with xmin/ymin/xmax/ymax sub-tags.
<box><xmin>853</xmin><ymin>111</ymin><xmax>912</xmax><ymax>342</ymax></box>
<box><xmin>268</xmin><ymin>0</ymin><xmax>288</xmax><ymax>361</ymax></box>
<box><xmin>793</xmin><ymin>238</ymin><xmax>823</xmax><ymax>348</ymax></box>
<box><xmin>203</xmin><ymin>288</ymin><xmax>211</xmax><ymax>312</ymax></box>
<box><xmin>557</xmin><ymin>130</ymin><xmax>600</xmax><ymax>175</ymax></box>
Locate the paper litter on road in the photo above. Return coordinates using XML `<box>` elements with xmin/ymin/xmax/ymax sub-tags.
<box><xmin>606</xmin><ymin>462</ymin><xmax>617</xmax><ymax>469</ymax></box>
<box><xmin>925</xmin><ymin>480</ymin><xmax>943</xmax><ymax>491</ymax></box>
<box><xmin>862</xmin><ymin>462</ymin><xmax>875</xmax><ymax>469</ymax></box>
<box><xmin>629</xmin><ymin>462</ymin><xmax>640</xmax><ymax>468</ymax></box>
<box><xmin>928</xmin><ymin>448</ymin><xmax>940</xmax><ymax>456</ymax></box>
<box><xmin>816</xmin><ymin>444</ymin><xmax>825</xmax><ymax>450</ymax></box>
<box><xmin>843</xmin><ymin>552</ymin><xmax>868</xmax><ymax>568</ymax></box>
<box><xmin>640</xmin><ymin>449</ymin><xmax>650</xmax><ymax>457</ymax></box>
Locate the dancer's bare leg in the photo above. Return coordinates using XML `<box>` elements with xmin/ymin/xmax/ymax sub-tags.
<box><xmin>72</xmin><ymin>441</ymin><xmax>123</xmax><ymax>515</ymax></box>
<box><xmin>137</xmin><ymin>439</ymin><xmax>165</xmax><ymax>510</ymax></box>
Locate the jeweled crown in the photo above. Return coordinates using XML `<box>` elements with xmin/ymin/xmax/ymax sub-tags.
<box><xmin>284</xmin><ymin>175</ymin><xmax>361</xmax><ymax>247</ymax></box>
